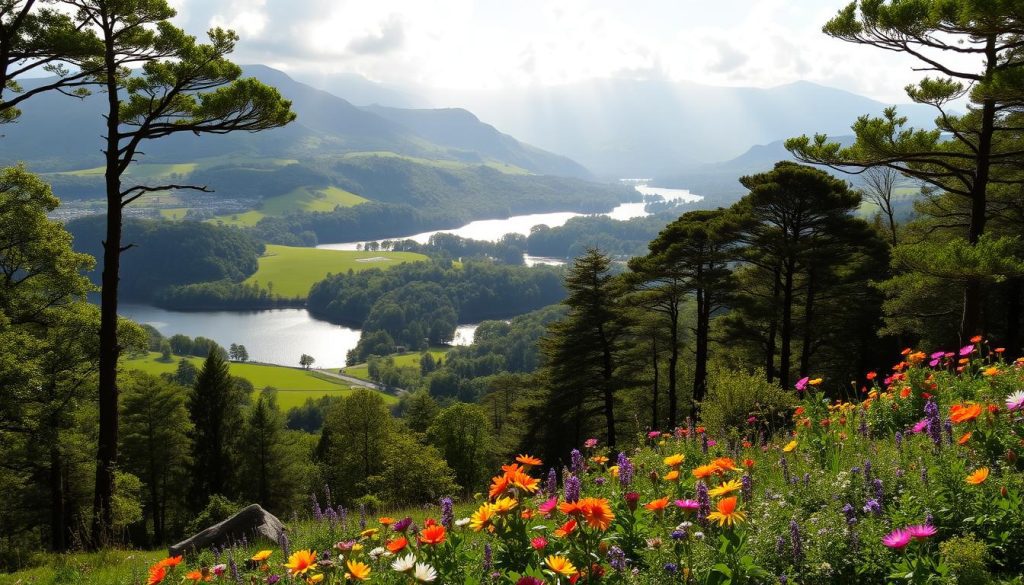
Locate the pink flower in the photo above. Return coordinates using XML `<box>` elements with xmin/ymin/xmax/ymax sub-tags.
<box><xmin>930</xmin><ymin>351</ymin><xmax>945</xmax><ymax>359</ymax></box>
<box><xmin>959</xmin><ymin>344</ymin><xmax>975</xmax><ymax>357</ymax></box>
<box><xmin>531</xmin><ymin>536</ymin><xmax>548</xmax><ymax>550</ymax></box>
<box><xmin>674</xmin><ymin>499</ymin><xmax>700</xmax><ymax>511</ymax></box>
<box><xmin>929</xmin><ymin>359</ymin><xmax>940</xmax><ymax>367</ymax></box>
<box><xmin>911</xmin><ymin>419</ymin><xmax>929</xmax><ymax>434</ymax></box>
<box><xmin>795</xmin><ymin>377</ymin><xmax>810</xmax><ymax>392</ymax></box>
<box><xmin>647</xmin><ymin>431</ymin><xmax>661</xmax><ymax>439</ymax></box>
<box><xmin>1006</xmin><ymin>390</ymin><xmax>1024</xmax><ymax>412</ymax></box>
<box><xmin>584</xmin><ymin>438</ymin><xmax>598</xmax><ymax>448</ymax></box>
<box><xmin>538</xmin><ymin>497</ymin><xmax>558</xmax><ymax>516</ymax></box>
<box><xmin>882</xmin><ymin>528</ymin><xmax>913</xmax><ymax>549</ymax></box>
<box><xmin>707</xmin><ymin>440</ymin><xmax>717</xmax><ymax>447</ymax></box>
<box><xmin>906</xmin><ymin>524</ymin><xmax>937</xmax><ymax>540</ymax></box>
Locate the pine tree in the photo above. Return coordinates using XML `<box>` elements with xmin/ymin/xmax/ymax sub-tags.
<box><xmin>187</xmin><ymin>351</ymin><xmax>245</xmax><ymax>510</ymax></box>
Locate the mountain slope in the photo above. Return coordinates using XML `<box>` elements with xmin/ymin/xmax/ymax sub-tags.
<box><xmin>429</xmin><ymin>78</ymin><xmax>938</xmax><ymax>178</ymax></box>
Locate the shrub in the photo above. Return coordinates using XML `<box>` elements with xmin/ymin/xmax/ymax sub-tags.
<box><xmin>940</xmin><ymin>535</ymin><xmax>991</xmax><ymax>585</ymax></box>
<box><xmin>700</xmin><ymin>366</ymin><xmax>795</xmax><ymax>439</ymax></box>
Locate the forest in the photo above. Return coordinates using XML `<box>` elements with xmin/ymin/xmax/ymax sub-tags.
<box><xmin>4</xmin><ymin>1</ymin><xmax>1024</xmax><ymax>585</ymax></box>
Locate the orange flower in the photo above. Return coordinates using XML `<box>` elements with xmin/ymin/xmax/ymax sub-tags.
<box><xmin>591</xmin><ymin>455</ymin><xmax>609</xmax><ymax>465</ymax></box>
<box><xmin>558</xmin><ymin>500</ymin><xmax>583</xmax><ymax>516</ymax></box>
<box><xmin>706</xmin><ymin>496</ymin><xmax>746</xmax><ymax>526</ymax></box>
<box><xmin>378</xmin><ymin>516</ymin><xmax>395</xmax><ymax>526</ymax></box>
<box><xmin>545</xmin><ymin>555</ymin><xmax>577</xmax><ymax>576</ymax></box>
<box><xmin>970</xmin><ymin>335</ymin><xmax>983</xmax><ymax>343</ymax></box>
<box><xmin>643</xmin><ymin>497</ymin><xmax>669</xmax><ymax>513</ymax></box>
<box><xmin>386</xmin><ymin>536</ymin><xmax>408</xmax><ymax>553</ymax></box>
<box><xmin>900</xmin><ymin>386</ymin><xmax>911</xmax><ymax>399</ymax></box>
<box><xmin>250</xmin><ymin>550</ymin><xmax>273</xmax><ymax>562</ymax></box>
<box><xmin>794</xmin><ymin>406</ymin><xmax>805</xmax><ymax>416</ymax></box>
<box><xmin>345</xmin><ymin>560</ymin><xmax>371</xmax><ymax>581</ymax></box>
<box><xmin>508</xmin><ymin>469</ymin><xmax>540</xmax><ymax>493</ymax></box>
<box><xmin>983</xmin><ymin>366</ymin><xmax>1000</xmax><ymax>377</ymax></box>
<box><xmin>965</xmin><ymin>467</ymin><xmax>989</xmax><ymax>485</ymax></box>
<box><xmin>147</xmin><ymin>565</ymin><xmax>167</xmax><ymax>585</ymax></box>
<box><xmin>958</xmin><ymin>432</ymin><xmax>972</xmax><ymax>446</ymax></box>
<box><xmin>578</xmin><ymin>497</ymin><xmax>615</xmax><ymax>531</ymax></box>
<box><xmin>157</xmin><ymin>556</ymin><xmax>183</xmax><ymax>568</ymax></box>
<box><xmin>470</xmin><ymin>503</ymin><xmax>495</xmax><ymax>532</ymax></box>
<box><xmin>488</xmin><ymin>474</ymin><xmax>510</xmax><ymax>499</ymax></box>
<box><xmin>866</xmin><ymin>371</ymin><xmax>877</xmax><ymax>381</ymax></box>
<box><xmin>515</xmin><ymin>454</ymin><xmax>542</xmax><ymax>467</ymax></box>
<box><xmin>285</xmin><ymin>550</ymin><xmax>318</xmax><ymax>576</ymax></box>
<box><xmin>712</xmin><ymin>457</ymin><xmax>740</xmax><ymax>472</ymax></box>
<box><xmin>743</xmin><ymin>458</ymin><xmax>755</xmax><ymax>469</ymax></box>
<box><xmin>553</xmin><ymin>518</ymin><xmax>577</xmax><ymax>538</ymax></box>
<box><xmin>692</xmin><ymin>464</ymin><xmax>718</xmax><ymax>479</ymax></box>
<box><xmin>520</xmin><ymin>508</ymin><xmax>535</xmax><ymax>520</ymax></box>
<box><xmin>664</xmin><ymin>470</ymin><xmax>680</xmax><ymax>482</ymax></box>
<box><xmin>419</xmin><ymin>525</ymin><xmax>446</xmax><ymax>545</ymax></box>
<box><xmin>184</xmin><ymin>570</ymin><xmax>211</xmax><ymax>582</ymax></box>
<box><xmin>950</xmin><ymin>403</ymin><xmax>982</xmax><ymax>423</ymax></box>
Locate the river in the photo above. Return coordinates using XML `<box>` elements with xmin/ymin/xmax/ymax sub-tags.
<box><xmin>122</xmin><ymin>184</ymin><xmax>698</xmax><ymax>368</ymax></box>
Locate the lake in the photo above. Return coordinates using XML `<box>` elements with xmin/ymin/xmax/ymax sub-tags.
<box><xmin>119</xmin><ymin>303</ymin><xmax>478</xmax><ymax>369</ymax></box>
<box><xmin>122</xmin><ymin>184</ymin><xmax>698</xmax><ymax>368</ymax></box>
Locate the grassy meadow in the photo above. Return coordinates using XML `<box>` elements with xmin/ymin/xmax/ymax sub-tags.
<box><xmin>243</xmin><ymin>245</ymin><xmax>428</xmax><ymax>299</ymax></box>
<box><xmin>339</xmin><ymin>348</ymin><xmax>450</xmax><ymax>381</ymax></box>
<box><xmin>122</xmin><ymin>352</ymin><xmax>396</xmax><ymax>410</ymax></box>
<box><xmin>211</xmin><ymin>186</ymin><xmax>369</xmax><ymax>227</ymax></box>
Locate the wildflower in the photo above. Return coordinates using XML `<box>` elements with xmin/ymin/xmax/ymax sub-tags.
<box><xmin>492</xmin><ymin>496</ymin><xmax>518</xmax><ymax>515</ymax></box>
<box><xmin>147</xmin><ymin>565</ymin><xmax>167</xmax><ymax>585</ymax></box>
<box><xmin>743</xmin><ymin>458</ymin><xmax>755</xmax><ymax>469</ymax></box>
<box><xmin>663</xmin><ymin>453</ymin><xmax>685</xmax><ymax>467</ymax></box>
<box><xmin>359</xmin><ymin>528</ymin><xmax>378</xmax><ymax>539</ymax></box>
<box><xmin>470</xmin><ymin>503</ymin><xmax>495</xmax><ymax>532</ymax></box>
<box><xmin>664</xmin><ymin>469</ymin><xmax>680</xmax><ymax>481</ymax></box>
<box><xmin>516</xmin><ymin>454</ymin><xmax>542</xmax><ymax>467</ymax></box>
<box><xmin>516</xmin><ymin>578</ymin><xmax>544</xmax><ymax>585</ymax></box>
<box><xmin>959</xmin><ymin>344</ymin><xmax>975</xmax><ymax>357</ymax></box>
<box><xmin>783</xmin><ymin>440</ymin><xmax>798</xmax><ymax>452</ymax></box>
<box><xmin>591</xmin><ymin>455</ymin><xmax>609</xmax><ymax>465</ymax></box>
<box><xmin>554</xmin><ymin>518</ymin><xmax>577</xmax><ymax>537</ymax></box>
<box><xmin>693</xmin><ymin>463</ymin><xmax>718</xmax><ymax>478</ymax></box>
<box><xmin>911</xmin><ymin>419</ymin><xmax>928</xmax><ymax>434</ymax></box>
<box><xmin>392</xmin><ymin>554</ymin><xmax>416</xmax><ymax>572</ymax></box>
<box><xmin>531</xmin><ymin>537</ymin><xmax>548</xmax><ymax>550</ymax></box>
<box><xmin>483</xmin><ymin>544</ymin><xmax>493</xmax><ymax>572</ymax></box>
<box><xmin>950</xmin><ymin>403</ymin><xmax>982</xmax><ymax>423</ymax></box>
<box><xmin>741</xmin><ymin>474</ymin><xmax>753</xmax><ymax>501</ymax></box>
<box><xmin>795</xmin><ymin>377</ymin><xmax>809</xmax><ymax>392</ymax></box>
<box><xmin>706</xmin><ymin>496</ymin><xmax>746</xmax><ymax>526</ymax></box>
<box><xmin>664</xmin><ymin>562</ymin><xmax>679</xmax><ymax>574</ymax></box>
<box><xmin>780</xmin><ymin>457</ymin><xmax>791</xmax><ymax>484</ymax></box>
<box><xmin>809</xmin><ymin>378</ymin><xmax>823</xmax><ymax>386</ymax></box>
<box><xmin>250</xmin><ymin>550</ymin><xmax>272</xmax><ymax>563</ymax></box>
<box><xmin>545</xmin><ymin>555</ymin><xmax>577</xmax><ymax>576</ymax></box>
<box><xmin>709</xmin><ymin>479</ymin><xmax>743</xmax><ymax>498</ymax></box>
<box><xmin>570</xmin><ymin>449</ymin><xmax>584</xmax><ymax>474</ymax></box>
<box><xmin>419</xmin><ymin>525</ymin><xmax>446</xmax><ymax>546</ymax></box>
<box><xmin>713</xmin><ymin>457</ymin><xmax>740</xmax><ymax>472</ymax></box>
<box><xmin>966</xmin><ymin>467</ymin><xmax>989</xmax><ymax>484</ymax></box>
<box><xmin>841</xmin><ymin>503</ymin><xmax>857</xmax><ymax>525</ymax></box>
<box><xmin>157</xmin><ymin>556</ymin><xmax>183</xmax><ymax>569</ymax></box>
<box><xmin>386</xmin><ymin>537</ymin><xmax>407</xmax><ymax>553</ymax></box>
<box><xmin>674</xmin><ymin>499</ymin><xmax>699</xmax><ymax>511</ymax></box>
<box><xmin>413</xmin><ymin>563</ymin><xmax>437</xmax><ymax>583</ymax></box>
<box><xmin>184</xmin><ymin>570</ymin><xmax>209</xmax><ymax>582</ymax></box>
<box><xmin>863</xmin><ymin>499</ymin><xmax>882</xmax><ymax>515</ymax></box>
<box><xmin>624</xmin><ymin>491</ymin><xmax>640</xmax><ymax>511</ymax></box>
<box><xmin>617</xmin><ymin>452</ymin><xmax>635</xmax><ymax>487</ymax></box>
<box><xmin>607</xmin><ymin>546</ymin><xmax>627</xmax><ymax>571</ymax></box>
<box><xmin>1006</xmin><ymin>390</ymin><xmax>1024</xmax><ymax>412</ymax></box>
<box><xmin>539</xmin><ymin>496</ymin><xmax>558</xmax><ymax>516</ymax></box>
<box><xmin>907</xmin><ymin>524</ymin><xmax>937</xmax><ymax>540</ymax></box>
<box><xmin>345</xmin><ymin>560</ymin><xmax>370</xmax><ymax>581</ymax></box>
<box><xmin>378</xmin><ymin>516</ymin><xmax>395</xmax><ymax>526</ymax></box>
<box><xmin>790</xmin><ymin>519</ymin><xmax>803</xmax><ymax>566</ymax></box>
<box><xmin>958</xmin><ymin>432</ymin><xmax>972</xmax><ymax>445</ymax></box>
<box><xmin>584</xmin><ymin>438</ymin><xmax>599</xmax><ymax>448</ymax></box>
<box><xmin>578</xmin><ymin>497</ymin><xmax>615</xmax><ymax>530</ymax></box>
<box><xmin>488</xmin><ymin>474</ymin><xmax>510</xmax><ymax>499</ymax></box>
<box><xmin>866</xmin><ymin>371</ymin><xmax>877</xmax><ymax>381</ymax></box>
<box><xmin>882</xmin><ymin>528</ymin><xmax>912</xmax><ymax>549</ymax></box>
<box><xmin>285</xmin><ymin>551</ymin><xmax>317</xmax><ymax>576</ymax></box>
<box><xmin>644</xmin><ymin>497</ymin><xmax>670</xmax><ymax>514</ymax></box>
<box><xmin>563</xmin><ymin>474</ymin><xmax>581</xmax><ymax>503</ymax></box>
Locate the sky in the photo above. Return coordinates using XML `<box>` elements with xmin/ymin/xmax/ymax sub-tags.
<box><xmin>164</xmin><ymin>0</ymin><xmax>960</xmax><ymax>103</ymax></box>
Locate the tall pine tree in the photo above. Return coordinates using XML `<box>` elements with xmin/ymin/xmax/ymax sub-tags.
<box><xmin>187</xmin><ymin>351</ymin><xmax>246</xmax><ymax>511</ymax></box>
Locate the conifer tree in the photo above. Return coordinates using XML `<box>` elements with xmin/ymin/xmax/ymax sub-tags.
<box><xmin>187</xmin><ymin>351</ymin><xmax>245</xmax><ymax>511</ymax></box>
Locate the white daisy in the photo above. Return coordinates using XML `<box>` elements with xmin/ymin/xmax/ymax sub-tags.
<box><xmin>454</xmin><ymin>517</ymin><xmax>471</xmax><ymax>528</ymax></box>
<box><xmin>368</xmin><ymin>546</ymin><xmax>387</xmax><ymax>560</ymax></box>
<box><xmin>413</xmin><ymin>562</ymin><xmax>437</xmax><ymax>583</ymax></box>
<box><xmin>391</xmin><ymin>553</ymin><xmax>416</xmax><ymax>573</ymax></box>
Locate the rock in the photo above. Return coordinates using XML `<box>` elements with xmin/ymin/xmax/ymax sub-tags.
<box><xmin>169</xmin><ymin>504</ymin><xmax>286</xmax><ymax>557</ymax></box>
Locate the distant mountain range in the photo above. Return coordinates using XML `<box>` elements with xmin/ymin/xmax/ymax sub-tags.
<box><xmin>421</xmin><ymin>78</ymin><xmax>938</xmax><ymax>179</ymax></box>
<box><xmin>0</xmin><ymin>65</ymin><xmax>590</xmax><ymax>180</ymax></box>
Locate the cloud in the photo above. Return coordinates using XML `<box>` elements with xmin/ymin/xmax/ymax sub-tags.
<box><xmin>346</xmin><ymin>16</ymin><xmax>405</xmax><ymax>56</ymax></box>
<box><xmin>707</xmin><ymin>40</ymin><xmax>748</xmax><ymax>74</ymax></box>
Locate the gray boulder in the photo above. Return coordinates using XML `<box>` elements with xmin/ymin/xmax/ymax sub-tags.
<box><xmin>169</xmin><ymin>504</ymin><xmax>286</xmax><ymax>557</ymax></box>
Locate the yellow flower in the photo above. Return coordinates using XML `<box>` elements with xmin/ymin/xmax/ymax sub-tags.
<box><xmin>608</xmin><ymin>465</ymin><xmax>620</xmax><ymax>478</ymax></box>
<box><xmin>545</xmin><ymin>555</ymin><xmax>577</xmax><ymax>576</ymax></box>
<box><xmin>983</xmin><ymin>366</ymin><xmax>1000</xmax><ymax>377</ymax></box>
<box><xmin>470</xmin><ymin>502</ymin><xmax>496</xmax><ymax>531</ymax></box>
<box><xmin>250</xmin><ymin>550</ymin><xmax>272</xmax><ymax>562</ymax></box>
<box><xmin>345</xmin><ymin>560</ymin><xmax>371</xmax><ymax>581</ymax></box>
<box><xmin>663</xmin><ymin>470</ymin><xmax>680</xmax><ymax>482</ymax></box>
<box><xmin>783</xmin><ymin>440</ymin><xmax>798</xmax><ymax>453</ymax></box>
<box><xmin>708</xmin><ymin>479</ymin><xmax>743</xmax><ymax>498</ymax></box>
<box><xmin>492</xmin><ymin>496</ymin><xmax>518</xmax><ymax>515</ymax></box>
<box><xmin>285</xmin><ymin>550</ymin><xmax>317</xmax><ymax>576</ymax></box>
<box><xmin>306</xmin><ymin>575</ymin><xmax>324</xmax><ymax>584</ymax></box>
<box><xmin>663</xmin><ymin>453</ymin><xmax>685</xmax><ymax>467</ymax></box>
<box><xmin>809</xmin><ymin>378</ymin><xmax>823</xmax><ymax>386</ymax></box>
<box><xmin>359</xmin><ymin>528</ymin><xmax>379</xmax><ymax>539</ymax></box>
<box><xmin>706</xmin><ymin>496</ymin><xmax>746</xmax><ymax>527</ymax></box>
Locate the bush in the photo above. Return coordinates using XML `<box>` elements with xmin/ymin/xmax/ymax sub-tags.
<box><xmin>940</xmin><ymin>535</ymin><xmax>991</xmax><ymax>585</ymax></box>
<box><xmin>700</xmin><ymin>366</ymin><xmax>795</xmax><ymax>439</ymax></box>
<box><xmin>186</xmin><ymin>494</ymin><xmax>244</xmax><ymax>534</ymax></box>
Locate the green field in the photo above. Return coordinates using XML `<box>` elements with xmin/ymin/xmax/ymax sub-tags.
<box><xmin>243</xmin><ymin>245</ymin><xmax>428</xmax><ymax>298</ymax></box>
<box><xmin>57</xmin><ymin>162</ymin><xmax>199</xmax><ymax>179</ymax></box>
<box><xmin>122</xmin><ymin>352</ymin><xmax>396</xmax><ymax>409</ymax></box>
<box><xmin>212</xmin><ymin>185</ymin><xmax>369</xmax><ymax>226</ymax></box>
<box><xmin>341</xmin><ymin>348</ymin><xmax>450</xmax><ymax>381</ymax></box>
<box><xmin>341</xmin><ymin>151</ymin><xmax>532</xmax><ymax>175</ymax></box>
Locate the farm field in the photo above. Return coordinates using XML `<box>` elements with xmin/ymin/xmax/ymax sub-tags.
<box><xmin>121</xmin><ymin>352</ymin><xmax>396</xmax><ymax>409</ymax></box>
<box><xmin>211</xmin><ymin>185</ymin><xmax>369</xmax><ymax>226</ymax></box>
<box><xmin>243</xmin><ymin>245</ymin><xmax>428</xmax><ymax>299</ymax></box>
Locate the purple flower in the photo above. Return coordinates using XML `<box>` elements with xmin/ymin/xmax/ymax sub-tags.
<box><xmin>311</xmin><ymin>493</ymin><xmax>323</xmax><ymax>520</ymax></box>
<box><xmin>546</xmin><ymin>468</ymin><xmax>558</xmax><ymax>496</ymax></box>
<box><xmin>483</xmin><ymin>543</ymin><xmax>493</xmax><ymax>571</ymax></box>
<box><xmin>863</xmin><ymin>460</ymin><xmax>872</xmax><ymax>483</ymax></box>
<box><xmin>873</xmin><ymin>478</ymin><xmax>884</xmax><ymax>503</ymax></box>
<box><xmin>780</xmin><ymin>456</ymin><xmax>791</xmax><ymax>484</ymax></box>
<box><xmin>359</xmin><ymin>503</ymin><xmax>367</xmax><ymax>530</ymax></box>
<box><xmin>841</xmin><ymin>503</ymin><xmax>857</xmax><ymax>525</ymax></box>
<box><xmin>741</xmin><ymin>474</ymin><xmax>753</xmax><ymax>501</ymax></box>
<box><xmin>664</xmin><ymin>563</ymin><xmax>679</xmax><ymax>574</ymax></box>
<box><xmin>670</xmin><ymin>529</ymin><xmax>686</xmax><ymax>540</ymax></box>
<box><xmin>930</xmin><ymin>351</ymin><xmax>945</xmax><ymax>359</ymax></box>
<box><xmin>564</xmin><ymin>474</ymin><xmax>581</xmax><ymax>503</ymax></box>
<box><xmin>790</xmin><ymin>519</ymin><xmax>804</xmax><ymax>566</ymax></box>
<box><xmin>617</xmin><ymin>452</ymin><xmax>635</xmax><ymax>488</ymax></box>
<box><xmin>394</xmin><ymin>515</ymin><xmax>413</xmax><ymax>532</ymax></box>
<box><xmin>894</xmin><ymin>431</ymin><xmax>903</xmax><ymax>451</ymax></box>
<box><xmin>277</xmin><ymin>530</ymin><xmax>290</xmax><ymax>559</ymax></box>
<box><xmin>440</xmin><ymin>498</ymin><xmax>453</xmax><ymax>530</ymax></box>
<box><xmin>608</xmin><ymin>545</ymin><xmax>627</xmax><ymax>571</ymax></box>
<box><xmin>925</xmin><ymin>400</ymin><xmax>942</xmax><ymax>447</ymax></box>
<box><xmin>570</xmin><ymin>449</ymin><xmax>584</xmax><ymax>474</ymax></box>
<box><xmin>267</xmin><ymin>576</ymin><xmax>281</xmax><ymax>585</ymax></box>
<box><xmin>696</xmin><ymin>481</ymin><xmax>711</xmax><ymax>525</ymax></box>
<box><xmin>859</xmin><ymin>414</ymin><xmax>869</xmax><ymax>438</ymax></box>
<box><xmin>701</xmin><ymin>433</ymin><xmax>709</xmax><ymax>454</ymax></box>
<box><xmin>864</xmin><ymin>499</ymin><xmax>882</xmax><ymax>516</ymax></box>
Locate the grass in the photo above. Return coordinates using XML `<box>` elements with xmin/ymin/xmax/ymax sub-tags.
<box><xmin>243</xmin><ymin>245</ymin><xmax>428</xmax><ymax>299</ymax></box>
<box><xmin>57</xmin><ymin>162</ymin><xmax>199</xmax><ymax>179</ymax></box>
<box><xmin>341</xmin><ymin>348</ymin><xmax>450</xmax><ymax>380</ymax></box>
<box><xmin>341</xmin><ymin>151</ymin><xmax>532</xmax><ymax>175</ymax></box>
<box><xmin>0</xmin><ymin>548</ymin><xmax>167</xmax><ymax>585</ymax></box>
<box><xmin>158</xmin><ymin>207</ymin><xmax>190</xmax><ymax>220</ymax></box>
<box><xmin>211</xmin><ymin>186</ymin><xmax>369</xmax><ymax>227</ymax></box>
<box><xmin>121</xmin><ymin>352</ymin><xmax>396</xmax><ymax>410</ymax></box>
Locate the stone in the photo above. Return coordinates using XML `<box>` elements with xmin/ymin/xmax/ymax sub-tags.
<box><xmin>168</xmin><ymin>504</ymin><xmax>286</xmax><ymax>557</ymax></box>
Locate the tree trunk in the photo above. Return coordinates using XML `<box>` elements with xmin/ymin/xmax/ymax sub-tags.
<box><xmin>693</xmin><ymin>286</ymin><xmax>710</xmax><ymax>406</ymax></box>
<box><xmin>779</xmin><ymin>259</ymin><xmax>795</xmax><ymax>389</ymax></box>
<box><xmin>765</xmin><ymin>267</ymin><xmax>781</xmax><ymax>382</ymax></box>
<box><xmin>650</xmin><ymin>333</ymin><xmax>659</xmax><ymax>430</ymax></box>
<box><xmin>799</xmin><ymin>266</ymin><xmax>816</xmax><ymax>377</ymax></box>
<box><xmin>666</xmin><ymin>301</ymin><xmax>679</xmax><ymax>428</ymax></box>
<box><xmin>597</xmin><ymin>322</ymin><xmax>615</xmax><ymax>446</ymax></box>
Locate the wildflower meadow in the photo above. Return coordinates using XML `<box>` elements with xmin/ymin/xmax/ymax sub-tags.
<box><xmin>135</xmin><ymin>339</ymin><xmax>1024</xmax><ymax>584</ymax></box>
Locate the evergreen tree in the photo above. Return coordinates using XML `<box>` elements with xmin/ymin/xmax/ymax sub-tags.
<box><xmin>238</xmin><ymin>393</ymin><xmax>296</xmax><ymax>512</ymax></box>
<box><xmin>187</xmin><ymin>351</ymin><xmax>246</xmax><ymax>510</ymax></box>
<box><xmin>316</xmin><ymin>389</ymin><xmax>393</xmax><ymax>503</ymax></box>
<box><xmin>426</xmin><ymin>403</ymin><xmax>495</xmax><ymax>494</ymax></box>
<box><xmin>120</xmin><ymin>372</ymin><xmax>191</xmax><ymax>544</ymax></box>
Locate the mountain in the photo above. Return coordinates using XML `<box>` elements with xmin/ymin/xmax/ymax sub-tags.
<box><xmin>427</xmin><ymin>78</ymin><xmax>938</xmax><ymax>178</ymax></box>
<box><xmin>0</xmin><ymin>65</ymin><xmax>592</xmax><ymax>180</ymax></box>
<box><xmin>290</xmin><ymin>71</ymin><xmax>424</xmax><ymax>108</ymax></box>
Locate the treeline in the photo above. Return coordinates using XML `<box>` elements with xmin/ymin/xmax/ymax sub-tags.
<box><xmin>67</xmin><ymin>216</ymin><xmax>265</xmax><ymax>301</ymax></box>
<box><xmin>526</xmin><ymin>211</ymin><xmax>684</xmax><ymax>259</ymax></box>
<box><xmin>381</xmin><ymin>232</ymin><xmax>528</xmax><ymax>265</ymax></box>
<box><xmin>306</xmin><ymin>259</ymin><xmax>566</xmax><ymax>363</ymax></box>
<box><xmin>154</xmin><ymin>280</ymin><xmax>304</xmax><ymax>311</ymax></box>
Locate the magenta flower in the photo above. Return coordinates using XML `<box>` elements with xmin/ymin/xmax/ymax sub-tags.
<box><xmin>930</xmin><ymin>351</ymin><xmax>945</xmax><ymax>359</ymax></box>
<box><xmin>795</xmin><ymin>377</ymin><xmax>810</xmax><ymax>392</ymax></box>
<box><xmin>538</xmin><ymin>497</ymin><xmax>558</xmax><ymax>516</ymax></box>
<box><xmin>911</xmin><ymin>419</ymin><xmax>929</xmax><ymax>434</ymax></box>
<box><xmin>959</xmin><ymin>344</ymin><xmax>975</xmax><ymax>357</ymax></box>
<box><xmin>929</xmin><ymin>358</ymin><xmax>940</xmax><ymax>367</ymax></box>
<box><xmin>882</xmin><ymin>528</ymin><xmax>913</xmax><ymax>549</ymax></box>
<box><xmin>647</xmin><ymin>431</ymin><xmax>661</xmax><ymax>439</ymax></box>
<box><xmin>906</xmin><ymin>524</ymin><xmax>937</xmax><ymax>540</ymax></box>
<box><xmin>1006</xmin><ymin>390</ymin><xmax>1024</xmax><ymax>412</ymax></box>
<box><xmin>584</xmin><ymin>438</ymin><xmax>599</xmax><ymax>448</ymax></box>
<box><xmin>674</xmin><ymin>499</ymin><xmax>700</xmax><ymax>511</ymax></box>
